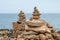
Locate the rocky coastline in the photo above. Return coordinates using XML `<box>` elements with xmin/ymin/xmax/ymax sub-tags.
<box><xmin>0</xmin><ymin>7</ymin><xmax>60</xmax><ymax>40</ymax></box>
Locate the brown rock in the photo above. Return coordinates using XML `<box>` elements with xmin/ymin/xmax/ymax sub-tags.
<box><xmin>12</xmin><ymin>6</ymin><xmax>60</xmax><ymax>40</ymax></box>
<box><xmin>39</xmin><ymin>34</ymin><xmax>46</xmax><ymax>40</ymax></box>
<box><xmin>52</xmin><ymin>32</ymin><xmax>60</xmax><ymax>40</ymax></box>
<box><xmin>45</xmin><ymin>33</ymin><xmax>54</xmax><ymax>40</ymax></box>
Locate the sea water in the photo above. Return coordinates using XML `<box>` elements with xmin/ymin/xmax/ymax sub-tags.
<box><xmin>0</xmin><ymin>13</ymin><xmax>60</xmax><ymax>31</ymax></box>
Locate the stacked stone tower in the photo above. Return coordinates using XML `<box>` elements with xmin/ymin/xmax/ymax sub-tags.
<box><xmin>12</xmin><ymin>11</ymin><xmax>26</xmax><ymax>38</ymax></box>
<box><xmin>18</xmin><ymin>11</ymin><xmax>26</xmax><ymax>22</ymax></box>
<box><xmin>32</xmin><ymin>7</ymin><xmax>41</xmax><ymax>19</ymax></box>
<box><xmin>30</xmin><ymin>7</ymin><xmax>41</xmax><ymax>20</ymax></box>
<box><xmin>12</xmin><ymin>7</ymin><xmax>60</xmax><ymax>40</ymax></box>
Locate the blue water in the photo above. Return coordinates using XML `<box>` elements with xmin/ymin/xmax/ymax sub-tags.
<box><xmin>0</xmin><ymin>13</ymin><xmax>60</xmax><ymax>31</ymax></box>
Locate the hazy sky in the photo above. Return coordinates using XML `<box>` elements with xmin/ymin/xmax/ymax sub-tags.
<box><xmin>0</xmin><ymin>0</ymin><xmax>60</xmax><ymax>13</ymax></box>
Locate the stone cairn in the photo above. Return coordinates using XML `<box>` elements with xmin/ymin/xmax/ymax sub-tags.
<box><xmin>12</xmin><ymin>7</ymin><xmax>60</xmax><ymax>40</ymax></box>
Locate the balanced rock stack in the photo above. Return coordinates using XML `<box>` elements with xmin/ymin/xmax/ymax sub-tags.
<box><xmin>18</xmin><ymin>11</ymin><xmax>26</xmax><ymax>22</ymax></box>
<box><xmin>12</xmin><ymin>7</ymin><xmax>60</xmax><ymax>40</ymax></box>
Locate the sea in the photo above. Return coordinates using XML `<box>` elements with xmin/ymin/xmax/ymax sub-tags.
<box><xmin>0</xmin><ymin>13</ymin><xmax>60</xmax><ymax>31</ymax></box>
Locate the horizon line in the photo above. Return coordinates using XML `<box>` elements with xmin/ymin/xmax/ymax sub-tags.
<box><xmin>0</xmin><ymin>13</ymin><xmax>60</xmax><ymax>14</ymax></box>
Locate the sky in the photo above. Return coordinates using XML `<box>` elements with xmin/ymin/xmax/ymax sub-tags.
<box><xmin>0</xmin><ymin>0</ymin><xmax>60</xmax><ymax>13</ymax></box>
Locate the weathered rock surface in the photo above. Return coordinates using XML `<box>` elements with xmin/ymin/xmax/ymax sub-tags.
<box><xmin>12</xmin><ymin>7</ymin><xmax>60</xmax><ymax>40</ymax></box>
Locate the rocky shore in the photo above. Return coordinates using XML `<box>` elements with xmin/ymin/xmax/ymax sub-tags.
<box><xmin>0</xmin><ymin>7</ymin><xmax>60</xmax><ymax>40</ymax></box>
<box><xmin>0</xmin><ymin>29</ymin><xmax>60</xmax><ymax>40</ymax></box>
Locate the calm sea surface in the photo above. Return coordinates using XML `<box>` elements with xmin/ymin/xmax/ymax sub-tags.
<box><xmin>0</xmin><ymin>13</ymin><xmax>60</xmax><ymax>31</ymax></box>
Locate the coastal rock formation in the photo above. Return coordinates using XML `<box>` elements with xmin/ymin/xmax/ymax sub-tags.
<box><xmin>12</xmin><ymin>7</ymin><xmax>60</xmax><ymax>40</ymax></box>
